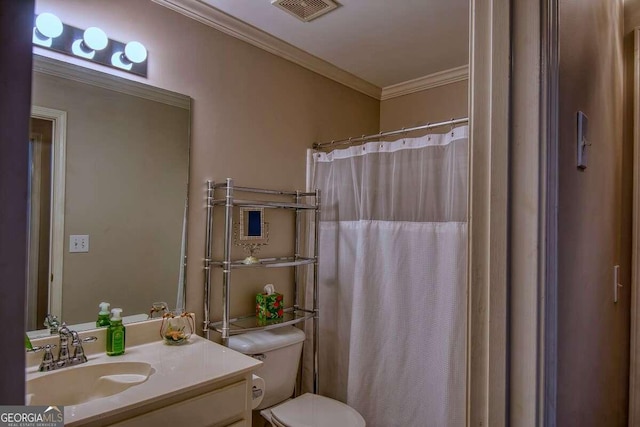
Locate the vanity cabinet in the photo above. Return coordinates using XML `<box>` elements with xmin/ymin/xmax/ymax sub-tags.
<box><xmin>108</xmin><ymin>376</ymin><xmax>251</xmax><ymax>427</ymax></box>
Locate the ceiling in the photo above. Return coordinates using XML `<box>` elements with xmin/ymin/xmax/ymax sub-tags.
<box><xmin>199</xmin><ymin>0</ymin><xmax>470</xmax><ymax>89</ymax></box>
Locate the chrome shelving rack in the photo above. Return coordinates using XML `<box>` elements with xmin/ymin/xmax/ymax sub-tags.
<box><xmin>204</xmin><ymin>178</ymin><xmax>320</xmax><ymax>393</ymax></box>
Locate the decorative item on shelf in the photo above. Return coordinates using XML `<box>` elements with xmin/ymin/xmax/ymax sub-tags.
<box><xmin>256</xmin><ymin>284</ymin><xmax>284</xmax><ymax>325</ymax></box>
<box><xmin>160</xmin><ymin>311</ymin><xmax>195</xmax><ymax>345</ymax></box>
<box><xmin>234</xmin><ymin>207</ymin><xmax>270</xmax><ymax>264</ymax></box>
<box><xmin>149</xmin><ymin>301</ymin><xmax>169</xmax><ymax>319</ymax></box>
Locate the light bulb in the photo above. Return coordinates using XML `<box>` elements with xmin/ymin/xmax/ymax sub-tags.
<box><xmin>112</xmin><ymin>41</ymin><xmax>147</xmax><ymax>70</ymax></box>
<box><xmin>83</xmin><ymin>27</ymin><xmax>108</xmax><ymax>51</ymax></box>
<box><xmin>111</xmin><ymin>51</ymin><xmax>132</xmax><ymax>70</ymax></box>
<box><xmin>35</xmin><ymin>13</ymin><xmax>63</xmax><ymax>39</ymax></box>
<box><xmin>72</xmin><ymin>27</ymin><xmax>108</xmax><ymax>59</ymax></box>
<box><xmin>33</xmin><ymin>13</ymin><xmax>63</xmax><ymax>47</ymax></box>
<box><xmin>124</xmin><ymin>41</ymin><xmax>147</xmax><ymax>64</ymax></box>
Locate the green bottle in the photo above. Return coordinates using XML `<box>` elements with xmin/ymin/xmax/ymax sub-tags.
<box><xmin>96</xmin><ymin>302</ymin><xmax>111</xmax><ymax>327</ymax></box>
<box><xmin>106</xmin><ymin>308</ymin><xmax>126</xmax><ymax>356</ymax></box>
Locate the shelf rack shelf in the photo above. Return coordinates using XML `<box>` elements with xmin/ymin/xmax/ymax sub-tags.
<box><xmin>211</xmin><ymin>199</ymin><xmax>316</xmax><ymax>210</ymax></box>
<box><xmin>203</xmin><ymin>178</ymin><xmax>320</xmax><ymax>394</ymax></box>
<box><xmin>210</xmin><ymin>256</ymin><xmax>316</xmax><ymax>269</ymax></box>
<box><xmin>208</xmin><ymin>307</ymin><xmax>314</xmax><ymax>335</ymax></box>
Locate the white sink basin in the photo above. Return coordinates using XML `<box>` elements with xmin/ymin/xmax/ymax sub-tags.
<box><xmin>27</xmin><ymin>361</ymin><xmax>154</xmax><ymax>406</ymax></box>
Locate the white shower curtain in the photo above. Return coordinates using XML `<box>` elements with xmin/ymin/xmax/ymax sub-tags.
<box><xmin>306</xmin><ymin>126</ymin><xmax>468</xmax><ymax>427</ymax></box>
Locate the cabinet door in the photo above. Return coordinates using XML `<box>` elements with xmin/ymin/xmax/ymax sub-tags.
<box><xmin>110</xmin><ymin>380</ymin><xmax>248</xmax><ymax>427</ymax></box>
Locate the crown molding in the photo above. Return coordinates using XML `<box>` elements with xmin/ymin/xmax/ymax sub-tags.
<box><xmin>33</xmin><ymin>55</ymin><xmax>191</xmax><ymax>109</ymax></box>
<box><xmin>380</xmin><ymin>65</ymin><xmax>469</xmax><ymax>101</ymax></box>
<box><xmin>152</xmin><ymin>0</ymin><xmax>381</xmax><ymax>100</ymax></box>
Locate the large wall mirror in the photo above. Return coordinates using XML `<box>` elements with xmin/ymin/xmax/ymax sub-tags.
<box><xmin>27</xmin><ymin>55</ymin><xmax>191</xmax><ymax>337</ymax></box>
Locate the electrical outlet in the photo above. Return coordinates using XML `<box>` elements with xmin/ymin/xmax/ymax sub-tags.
<box><xmin>69</xmin><ymin>235</ymin><xmax>89</xmax><ymax>253</ymax></box>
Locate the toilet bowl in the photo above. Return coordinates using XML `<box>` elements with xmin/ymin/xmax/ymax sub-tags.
<box><xmin>269</xmin><ymin>393</ymin><xmax>365</xmax><ymax>427</ymax></box>
<box><xmin>228</xmin><ymin>327</ymin><xmax>365</xmax><ymax>427</ymax></box>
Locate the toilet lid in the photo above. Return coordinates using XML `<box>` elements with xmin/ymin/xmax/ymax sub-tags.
<box><xmin>271</xmin><ymin>393</ymin><xmax>366</xmax><ymax>427</ymax></box>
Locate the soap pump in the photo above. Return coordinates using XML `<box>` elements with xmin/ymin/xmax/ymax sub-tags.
<box><xmin>106</xmin><ymin>308</ymin><xmax>126</xmax><ymax>356</ymax></box>
<box><xmin>96</xmin><ymin>302</ymin><xmax>111</xmax><ymax>327</ymax></box>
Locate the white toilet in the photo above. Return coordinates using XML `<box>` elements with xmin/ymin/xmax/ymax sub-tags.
<box><xmin>228</xmin><ymin>326</ymin><xmax>366</xmax><ymax>427</ymax></box>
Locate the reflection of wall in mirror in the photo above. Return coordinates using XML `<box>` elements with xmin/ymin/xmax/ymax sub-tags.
<box><xmin>31</xmin><ymin>71</ymin><xmax>189</xmax><ymax>325</ymax></box>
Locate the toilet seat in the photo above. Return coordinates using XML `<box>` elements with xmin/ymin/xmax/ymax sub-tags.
<box><xmin>270</xmin><ymin>393</ymin><xmax>366</xmax><ymax>427</ymax></box>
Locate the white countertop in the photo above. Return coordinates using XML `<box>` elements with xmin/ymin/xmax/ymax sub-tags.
<box><xmin>26</xmin><ymin>335</ymin><xmax>262</xmax><ymax>426</ymax></box>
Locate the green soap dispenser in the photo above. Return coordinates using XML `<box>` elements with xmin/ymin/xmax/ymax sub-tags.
<box><xmin>106</xmin><ymin>308</ymin><xmax>126</xmax><ymax>356</ymax></box>
<box><xmin>96</xmin><ymin>302</ymin><xmax>111</xmax><ymax>327</ymax></box>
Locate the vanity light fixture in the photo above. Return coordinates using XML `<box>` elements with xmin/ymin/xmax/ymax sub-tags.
<box><xmin>32</xmin><ymin>12</ymin><xmax>63</xmax><ymax>47</ymax></box>
<box><xmin>71</xmin><ymin>27</ymin><xmax>108</xmax><ymax>59</ymax></box>
<box><xmin>111</xmin><ymin>41</ymin><xmax>147</xmax><ymax>71</ymax></box>
<box><xmin>32</xmin><ymin>13</ymin><xmax>148</xmax><ymax>77</ymax></box>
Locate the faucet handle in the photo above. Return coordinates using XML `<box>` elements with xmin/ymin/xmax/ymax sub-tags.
<box><xmin>70</xmin><ymin>333</ymin><xmax>97</xmax><ymax>365</ymax></box>
<box><xmin>27</xmin><ymin>344</ymin><xmax>57</xmax><ymax>353</ymax></box>
<box><xmin>43</xmin><ymin>314</ymin><xmax>60</xmax><ymax>334</ymax></box>
<box><xmin>28</xmin><ymin>344</ymin><xmax>58</xmax><ymax>372</ymax></box>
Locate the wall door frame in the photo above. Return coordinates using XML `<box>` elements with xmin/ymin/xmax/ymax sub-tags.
<box><xmin>30</xmin><ymin>106</ymin><xmax>66</xmax><ymax>321</ymax></box>
<box><xmin>467</xmin><ymin>0</ymin><xmax>510</xmax><ymax>424</ymax></box>
<box><xmin>469</xmin><ymin>0</ymin><xmax>560</xmax><ymax>425</ymax></box>
<box><xmin>629</xmin><ymin>26</ymin><xmax>640</xmax><ymax>427</ymax></box>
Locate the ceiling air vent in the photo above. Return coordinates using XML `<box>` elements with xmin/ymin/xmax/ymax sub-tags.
<box><xmin>271</xmin><ymin>0</ymin><xmax>339</xmax><ymax>22</ymax></box>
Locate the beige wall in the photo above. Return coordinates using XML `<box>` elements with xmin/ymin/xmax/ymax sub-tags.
<box><xmin>557</xmin><ymin>0</ymin><xmax>628</xmax><ymax>425</ymax></box>
<box><xmin>379</xmin><ymin>80</ymin><xmax>468</xmax><ymax>132</ymax></box>
<box><xmin>32</xmin><ymin>72</ymin><xmax>189</xmax><ymax>324</ymax></box>
<box><xmin>34</xmin><ymin>0</ymin><xmax>380</xmax><ymax>333</ymax></box>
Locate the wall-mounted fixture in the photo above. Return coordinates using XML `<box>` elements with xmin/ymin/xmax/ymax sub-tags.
<box><xmin>271</xmin><ymin>0</ymin><xmax>339</xmax><ymax>22</ymax></box>
<box><xmin>32</xmin><ymin>13</ymin><xmax>148</xmax><ymax>77</ymax></box>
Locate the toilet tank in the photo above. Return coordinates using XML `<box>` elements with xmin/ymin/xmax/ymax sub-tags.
<box><xmin>228</xmin><ymin>326</ymin><xmax>305</xmax><ymax>410</ymax></box>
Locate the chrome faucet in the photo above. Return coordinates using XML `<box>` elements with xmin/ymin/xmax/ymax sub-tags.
<box><xmin>43</xmin><ymin>314</ymin><xmax>60</xmax><ymax>335</ymax></box>
<box><xmin>57</xmin><ymin>324</ymin><xmax>72</xmax><ymax>367</ymax></box>
<box><xmin>70</xmin><ymin>330</ymin><xmax>96</xmax><ymax>364</ymax></box>
<box><xmin>27</xmin><ymin>323</ymin><xmax>97</xmax><ymax>372</ymax></box>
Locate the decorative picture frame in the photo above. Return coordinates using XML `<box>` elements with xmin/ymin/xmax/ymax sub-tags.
<box><xmin>234</xmin><ymin>207</ymin><xmax>269</xmax><ymax>264</ymax></box>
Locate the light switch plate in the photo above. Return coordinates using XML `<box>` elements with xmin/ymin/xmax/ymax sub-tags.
<box><xmin>577</xmin><ymin>111</ymin><xmax>589</xmax><ymax>169</ymax></box>
<box><xmin>69</xmin><ymin>235</ymin><xmax>89</xmax><ymax>253</ymax></box>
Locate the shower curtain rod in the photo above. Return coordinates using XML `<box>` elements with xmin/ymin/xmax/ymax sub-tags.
<box><xmin>313</xmin><ymin>117</ymin><xmax>469</xmax><ymax>150</ymax></box>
